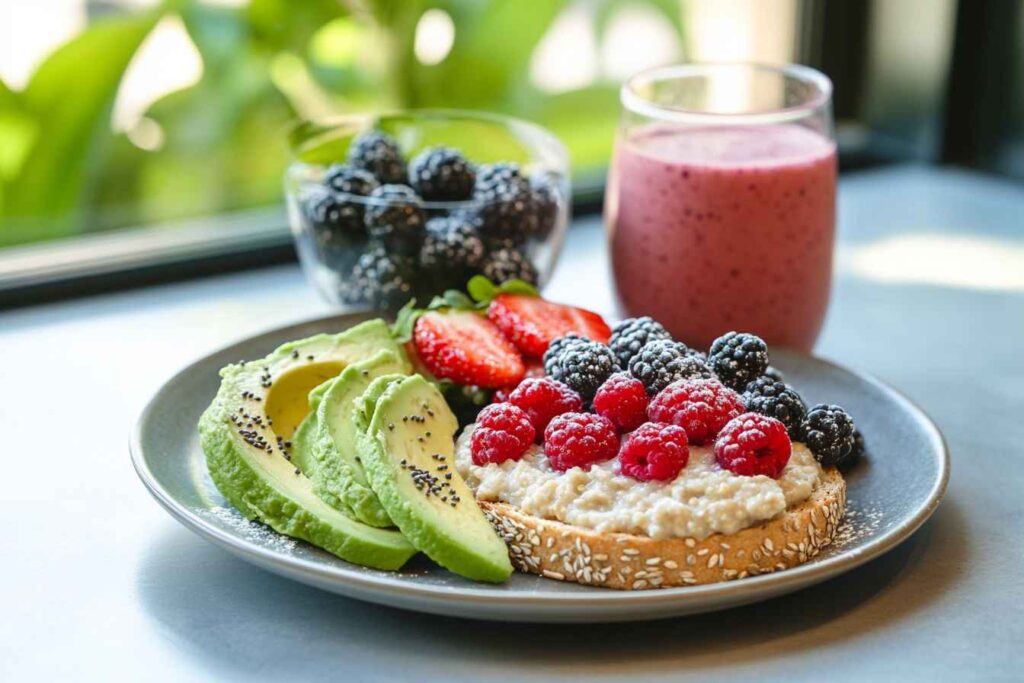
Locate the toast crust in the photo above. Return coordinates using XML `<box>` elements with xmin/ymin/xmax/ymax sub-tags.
<box><xmin>480</xmin><ymin>467</ymin><xmax>846</xmax><ymax>589</ymax></box>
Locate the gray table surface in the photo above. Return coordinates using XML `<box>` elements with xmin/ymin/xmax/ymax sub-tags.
<box><xmin>1</xmin><ymin>166</ymin><xmax>1021</xmax><ymax>681</ymax></box>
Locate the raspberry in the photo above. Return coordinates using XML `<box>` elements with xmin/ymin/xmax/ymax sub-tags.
<box><xmin>618</xmin><ymin>422</ymin><xmax>690</xmax><ymax>482</ymax></box>
<box><xmin>742</xmin><ymin>376</ymin><xmax>807</xmax><ymax>439</ymax></box>
<box><xmin>714</xmin><ymin>413</ymin><xmax>792</xmax><ymax>478</ymax></box>
<box><xmin>609</xmin><ymin>317</ymin><xmax>672</xmax><ymax>369</ymax></box>
<box><xmin>628</xmin><ymin>339</ymin><xmax>710</xmax><ymax>395</ymax></box>
<box><xmin>592</xmin><ymin>373</ymin><xmax>649</xmax><ymax>432</ymax></box>
<box><xmin>508</xmin><ymin>377</ymin><xmax>584</xmax><ymax>437</ymax></box>
<box><xmin>647</xmin><ymin>378</ymin><xmax>745</xmax><ymax>445</ymax></box>
<box><xmin>543</xmin><ymin>412</ymin><xmax>618</xmax><ymax>472</ymax></box>
<box><xmin>800</xmin><ymin>404</ymin><xmax>856</xmax><ymax>467</ymax></box>
<box><xmin>542</xmin><ymin>334</ymin><xmax>620</xmax><ymax>401</ymax></box>
<box><xmin>707</xmin><ymin>331</ymin><xmax>769</xmax><ymax>390</ymax></box>
<box><xmin>470</xmin><ymin>403</ymin><xmax>536</xmax><ymax>465</ymax></box>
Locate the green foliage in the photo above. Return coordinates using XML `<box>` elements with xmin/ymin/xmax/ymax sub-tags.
<box><xmin>0</xmin><ymin>0</ymin><xmax>684</xmax><ymax>247</ymax></box>
<box><xmin>1</xmin><ymin>11</ymin><xmax>159</xmax><ymax>245</ymax></box>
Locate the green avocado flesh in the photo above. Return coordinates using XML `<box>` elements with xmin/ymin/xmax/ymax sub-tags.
<box><xmin>359</xmin><ymin>375</ymin><xmax>513</xmax><ymax>583</ymax></box>
<box><xmin>198</xmin><ymin>320</ymin><xmax>416</xmax><ymax>570</ymax></box>
<box><xmin>311</xmin><ymin>351</ymin><xmax>409</xmax><ymax>526</ymax></box>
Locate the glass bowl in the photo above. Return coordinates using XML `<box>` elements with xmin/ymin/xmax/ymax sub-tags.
<box><xmin>285</xmin><ymin>110</ymin><xmax>571</xmax><ymax>309</ymax></box>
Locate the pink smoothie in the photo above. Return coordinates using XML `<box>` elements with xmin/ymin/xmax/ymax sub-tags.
<box><xmin>606</xmin><ymin>124</ymin><xmax>837</xmax><ymax>351</ymax></box>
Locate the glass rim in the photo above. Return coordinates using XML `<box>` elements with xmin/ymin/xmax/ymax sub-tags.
<box><xmin>620</xmin><ymin>62</ymin><xmax>833</xmax><ymax>125</ymax></box>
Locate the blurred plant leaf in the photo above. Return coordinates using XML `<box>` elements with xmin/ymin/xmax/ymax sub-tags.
<box><xmin>0</xmin><ymin>79</ymin><xmax>39</xmax><ymax>214</ymax></box>
<box><xmin>2</xmin><ymin>11</ymin><xmax>159</xmax><ymax>238</ymax></box>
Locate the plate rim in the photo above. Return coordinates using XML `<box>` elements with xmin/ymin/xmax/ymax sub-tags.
<box><xmin>130</xmin><ymin>311</ymin><xmax>950</xmax><ymax>609</ymax></box>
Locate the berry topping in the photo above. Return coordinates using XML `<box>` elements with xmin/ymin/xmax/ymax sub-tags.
<box><xmin>542</xmin><ymin>334</ymin><xmax>620</xmax><ymax>401</ymax></box>
<box><xmin>592</xmin><ymin>372</ymin><xmax>649</xmax><ymax>432</ymax></box>
<box><xmin>473</xmin><ymin>163</ymin><xmax>531</xmax><ymax>243</ymax></box>
<box><xmin>647</xmin><ymin>378</ymin><xmax>745</xmax><ymax>445</ymax></box>
<box><xmin>408</xmin><ymin>147</ymin><xmax>476</xmax><ymax>200</ymax></box>
<box><xmin>323</xmin><ymin>163</ymin><xmax>379</xmax><ymax>197</ymax></box>
<box><xmin>507</xmin><ymin>377</ymin><xmax>583</xmax><ymax>436</ymax></box>
<box><xmin>800</xmin><ymin>404</ymin><xmax>856</xmax><ymax>467</ymax></box>
<box><xmin>487</xmin><ymin>293</ymin><xmax>612</xmax><ymax>358</ymax></box>
<box><xmin>302</xmin><ymin>185</ymin><xmax>367</xmax><ymax>239</ymax></box>
<box><xmin>419</xmin><ymin>215</ymin><xmax>485</xmax><ymax>275</ymax></box>
<box><xmin>842</xmin><ymin>428</ymin><xmax>866</xmax><ymax>470</ymax></box>
<box><xmin>714</xmin><ymin>413</ymin><xmax>792</xmax><ymax>478</ymax></box>
<box><xmin>707</xmin><ymin>332</ymin><xmax>769</xmax><ymax>390</ymax></box>
<box><xmin>480</xmin><ymin>246</ymin><xmax>538</xmax><ymax>286</ymax></box>
<box><xmin>343</xmin><ymin>244</ymin><xmax>415</xmax><ymax>307</ymax></box>
<box><xmin>742</xmin><ymin>376</ymin><xmax>807</xmax><ymax>439</ymax></box>
<box><xmin>364</xmin><ymin>185</ymin><xmax>427</xmax><ymax>255</ymax></box>
<box><xmin>413</xmin><ymin>310</ymin><xmax>525</xmax><ymax>388</ymax></box>
<box><xmin>609</xmin><ymin>316</ymin><xmax>672</xmax><ymax>369</ymax></box>
<box><xmin>618</xmin><ymin>422</ymin><xmax>690</xmax><ymax>482</ymax></box>
<box><xmin>543</xmin><ymin>412</ymin><xmax>619</xmax><ymax>472</ymax></box>
<box><xmin>347</xmin><ymin>130</ymin><xmax>407</xmax><ymax>184</ymax></box>
<box><xmin>470</xmin><ymin>403</ymin><xmax>535</xmax><ymax>465</ymax></box>
<box><xmin>628</xmin><ymin>339</ymin><xmax>711</xmax><ymax>395</ymax></box>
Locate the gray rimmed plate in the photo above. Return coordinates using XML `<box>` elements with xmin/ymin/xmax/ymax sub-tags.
<box><xmin>130</xmin><ymin>312</ymin><xmax>949</xmax><ymax>623</ymax></box>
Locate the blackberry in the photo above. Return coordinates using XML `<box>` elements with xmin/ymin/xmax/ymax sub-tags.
<box><xmin>526</xmin><ymin>173</ymin><xmax>560</xmax><ymax>238</ymax></box>
<box><xmin>628</xmin><ymin>339</ymin><xmax>711</xmax><ymax>395</ymax></box>
<box><xmin>473</xmin><ymin>163</ymin><xmax>531</xmax><ymax>243</ymax></box>
<box><xmin>480</xmin><ymin>246</ymin><xmax>538</xmax><ymax>286</ymax></box>
<box><xmin>323</xmin><ymin>164</ymin><xmax>379</xmax><ymax>197</ymax></box>
<box><xmin>300</xmin><ymin>186</ymin><xmax>364</xmax><ymax>240</ymax></box>
<box><xmin>347</xmin><ymin>131</ymin><xmax>406</xmax><ymax>184</ymax></box>
<box><xmin>343</xmin><ymin>244</ymin><xmax>416</xmax><ymax>309</ymax></box>
<box><xmin>707</xmin><ymin>331</ymin><xmax>769</xmax><ymax>390</ymax></box>
<box><xmin>800</xmin><ymin>404</ymin><xmax>856</xmax><ymax>467</ymax></box>
<box><xmin>742</xmin><ymin>376</ymin><xmax>807</xmax><ymax>439</ymax></box>
<box><xmin>419</xmin><ymin>215</ymin><xmax>485</xmax><ymax>289</ymax></box>
<box><xmin>609</xmin><ymin>316</ymin><xmax>672</xmax><ymax>369</ymax></box>
<box><xmin>364</xmin><ymin>184</ymin><xmax>426</xmax><ymax>255</ymax></box>
<box><xmin>841</xmin><ymin>428</ymin><xmax>867</xmax><ymax>470</ymax></box>
<box><xmin>542</xmin><ymin>334</ymin><xmax>620</xmax><ymax>401</ymax></box>
<box><xmin>408</xmin><ymin>147</ymin><xmax>475</xmax><ymax>200</ymax></box>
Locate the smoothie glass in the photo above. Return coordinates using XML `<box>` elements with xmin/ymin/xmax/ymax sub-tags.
<box><xmin>606</xmin><ymin>64</ymin><xmax>836</xmax><ymax>351</ymax></box>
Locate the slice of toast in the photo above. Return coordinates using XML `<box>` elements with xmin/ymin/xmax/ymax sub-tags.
<box><xmin>480</xmin><ymin>467</ymin><xmax>846</xmax><ymax>589</ymax></box>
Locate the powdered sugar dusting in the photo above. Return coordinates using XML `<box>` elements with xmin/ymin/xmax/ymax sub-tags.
<box><xmin>201</xmin><ymin>506</ymin><xmax>298</xmax><ymax>553</ymax></box>
<box><xmin>830</xmin><ymin>500</ymin><xmax>884</xmax><ymax>551</ymax></box>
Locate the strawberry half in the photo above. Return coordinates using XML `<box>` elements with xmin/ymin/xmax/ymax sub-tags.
<box><xmin>413</xmin><ymin>310</ymin><xmax>525</xmax><ymax>388</ymax></box>
<box><xmin>487</xmin><ymin>294</ymin><xmax>612</xmax><ymax>358</ymax></box>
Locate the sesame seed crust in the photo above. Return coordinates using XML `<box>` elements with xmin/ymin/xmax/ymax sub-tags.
<box><xmin>481</xmin><ymin>468</ymin><xmax>846</xmax><ymax>590</ymax></box>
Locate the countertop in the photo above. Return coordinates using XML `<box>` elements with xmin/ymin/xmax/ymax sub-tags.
<box><xmin>1</xmin><ymin>166</ymin><xmax>1021</xmax><ymax>681</ymax></box>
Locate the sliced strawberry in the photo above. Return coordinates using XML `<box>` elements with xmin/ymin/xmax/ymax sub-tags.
<box><xmin>487</xmin><ymin>294</ymin><xmax>612</xmax><ymax>358</ymax></box>
<box><xmin>413</xmin><ymin>310</ymin><xmax>525</xmax><ymax>388</ymax></box>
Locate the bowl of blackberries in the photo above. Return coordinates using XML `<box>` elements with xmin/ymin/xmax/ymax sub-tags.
<box><xmin>285</xmin><ymin>111</ymin><xmax>570</xmax><ymax>309</ymax></box>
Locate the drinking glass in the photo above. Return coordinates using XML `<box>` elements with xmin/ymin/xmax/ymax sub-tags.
<box><xmin>605</xmin><ymin>63</ymin><xmax>836</xmax><ymax>351</ymax></box>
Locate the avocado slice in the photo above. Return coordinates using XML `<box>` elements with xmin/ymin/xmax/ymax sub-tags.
<box><xmin>311</xmin><ymin>351</ymin><xmax>409</xmax><ymax>526</ymax></box>
<box><xmin>287</xmin><ymin>411</ymin><xmax>320</xmax><ymax>477</ymax></box>
<box><xmin>359</xmin><ymin>375</ymin><xmax>513</xmax><ymax>583</ymax></box>
<box><xmin>198</xmin><ymin>320</ymin><xmax>416</xmax><ymax>570</ymax></box>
